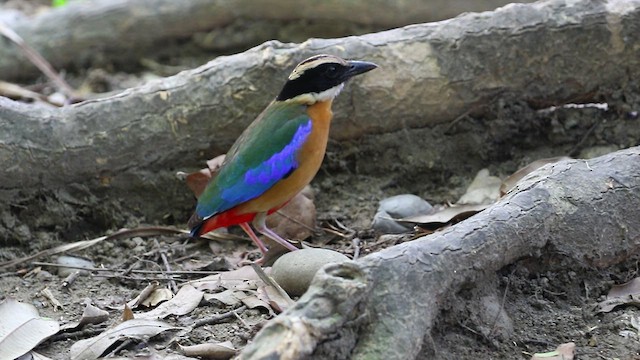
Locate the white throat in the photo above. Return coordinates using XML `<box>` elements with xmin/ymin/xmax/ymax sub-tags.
<box><xmin>289</xmin><ymin>83</ymin><xmax>345</xmax><ymax>105</ymax></box>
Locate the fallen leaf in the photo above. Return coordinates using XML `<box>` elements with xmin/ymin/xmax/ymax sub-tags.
<box><xmin>0</xmin><ymin>298</ymin><xmax>60</xmax><ymax>360</ymax></box>
<box><xmin>203</xmin><ymin>289</ymin><xmax>244</xmax><ymax>307</ymax></box>
<box><xmin>266</xmin><ymin>186</ymin><xmax>316</xmax><ymax>241</ymax></box>
<box><xmin>122</xmin><ymin>303</ymin><xmax>135</xmax><ymax>321</ymax></box>
<box><xmin>531</xmin><ymin>342</ymin><xmax>575</xmax><ymax>360</ymax></box>
<box><xmin>607</xmin><ymin>277</ymin><xmax>640</xmax><ymax>298</ymax></box>
<box><xmin>180</xmin><ymin>341</ymin><xmax>236</xmax><ymax>359</ymax></box>
<box><xmin>457</xmin><ymin>168</ymin><xmax>502</xmax><ymax>205</ymax></box>
<box><xmin>16</xmin><ymin>351</ymin><xmax>55</xmax><ymax>360</ymax></box>
<box><xmin>136</xmin><ymin>285</ymin><xmax>203</xmax><ymax>319</ymax></box>
<box><xmin>141</xmin><ymin>288</ymin><xmax>174</xmax><ymax>307</ymax></box>
<box><xmin>180</xmin><ymin>154</ymin><xmax>226</xmax><ymax>198</ymax></box>
<box><xmin>189</xmin><ymin>266</ymin><xmax>264</xmax><ymax>292</ymax></box>
<box><xmin>60</xmin><ymin>303</ymin><xmax>109</xmax><ymax>331</ymax></box>
<box><xmin>501</xmin><ymin>156</ymin><xmax>570</xmax><ymax>196</ymax></box>
<box><xmin>69</xmin><ymin>318</ymin><xmax>180</xmax><ymax>360</ymax></box>
<box><xmin>127</xmin><ymin>282</ymin><xmax>160</xmax><ymax>309</ymax></box>
<box><xmin>257</xmin><ymin>285</ymin><xmax>291</xmax><ymax>313</ymax></box>
<box><xmin>104</xmin><ymin>354</ymin><xmax>197</xmax><ymax>360</ymax></box>
<box><xmin>595</xmin><ymin>277</ymin><xmax>640</xmax><ymax>313</ymax></box>
<box><xmin>239</xmin><ymin>294</ymin><xmax>275</xmax><ymax>317</ymax></box>
<box><xmin>399</xmin><ymin>204</ymin><xmax>489</xmax><ymax>225</ymax></box>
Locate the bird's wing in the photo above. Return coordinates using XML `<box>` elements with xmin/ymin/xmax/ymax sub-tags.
<box><xmin>195</xmin><ymin>103</ymin><xmax>311</xmax><ymax>220</ymax></box>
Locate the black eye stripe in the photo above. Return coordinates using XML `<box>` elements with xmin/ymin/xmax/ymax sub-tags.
<box><xmin>276</xmin><ymin>62</ymin><xmax>349</xmax><ymax>101</ymax></box>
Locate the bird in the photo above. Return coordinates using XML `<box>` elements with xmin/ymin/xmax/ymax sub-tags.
<box><xmin>188</xmin><ymin>54</ymin><xmax>377</xmax><ymax>256</ymax></box>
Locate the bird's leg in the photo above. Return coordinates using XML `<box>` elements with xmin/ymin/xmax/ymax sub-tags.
<box><xmin>238</xmin><ymin>222</ymin><xmax>269</xmax><ymax>255</ymax></box>
<box><xmin>252</xmin><ymin>212</ymin><xmax>299</xmax><ymax>251</ymax></box>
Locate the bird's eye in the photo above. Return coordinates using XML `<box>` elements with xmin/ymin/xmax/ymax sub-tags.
<box><xmin>325</xmin><ymin>65</ymin><xmax>339</xmax><ymax>79</ymax></box>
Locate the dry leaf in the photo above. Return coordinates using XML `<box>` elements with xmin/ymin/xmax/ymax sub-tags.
<box><xmin>136</xmin><ymin>285</ymin><xmax>203</xmax><ymax>319</ymax></box>
<box><xmin>189</xmin><ymin>266</ymin><xmax>264</xmax><ymax>292</ymax></box>
<box><xmin>203</xmin><ymin>289</ymin><xmax>245</xmax><ymax>307</ymax></box>
<box><xmin>608</xmin><ymin>277</ymin><xmax>640</xmax><ymax>298</ymax></box>
<box><xmin>457</xmin><ymin>168</ymin><xmax>502</xmax><ymax>205</ymax></box>
<box><xmin>266</xmin><ymin>186</ymin><xmax>316</xmax><ymax>241</ymax></box>
<box><xmin>595</xmin><ymin>277</ymin><xmax>640</xmax><ymax>313</ymax></box>
<box><xmin>40</xmin><ymin>287</ymin><xmax>63</xmax><ymax>311</ymax></box>
<box><xmin>180</xmin><ymin>341</ymin><xmax>236</xmax><ymax>359</ymax></box>
<box><xmin>60</xmin><ymin>303</ymin><xmax>109</xmax><ymax>331</ymax></box>
<box><xmin>180</xmin><ymin>154</ymin><xmax>226</xmax><ymax>198</ymax></box>
<box><xmin>69</xmin><ymin>319</ymin><xmax>180</xmax><ymax>360</ymax></box>
<box><xmin>16</xmin><ymin>351</ymin><xmax>55</xmax><ymax>360</ymax></box>
<box><xmin>0</xmin><ymin>298</ymin><xmax>60</xmax><ymax>360</ymax></box>
<box><xmin>501</xmin><ymin>156</ymin><xmax>570</xmax><ymax>196</ymax></box>
<box><xmin>141</xmin><ymin>288</ymin><xmax>174</xmax><ymax>307</ymax></box>
<box><xmin>399</xmin><ymin>204</ymin><xmax>489</xmax><ymax>225</ymax></box>
<box><xmin>122</xmin><ymin>304</ymin><xmax>135</xmax><ymax>321</ymax></box>
<box><xmin>257</xmin><ymin>285</ymin><xmax>291</xmax><ymax>313</ymax></box>
<box><xmin>239</xmin><ymin>294</ymin><xmax>275</xmax><ymax>317</ymax></box>
<box><xmin>127</xmin><ymin>282</ymin><xmax>160</xmax><ymax>309</ymax></box>
<box><xmin>531</xmin><ymin>342</ymin><xmax>575</xmax><ymax>360</ymax></box>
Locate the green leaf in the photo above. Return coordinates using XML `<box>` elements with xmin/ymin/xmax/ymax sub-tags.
<box><xmin>52</xmin><ymin>0</ymin><xmax>68</xmax><ymax>7</ymax></box>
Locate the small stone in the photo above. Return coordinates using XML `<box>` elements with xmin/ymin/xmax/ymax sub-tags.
<box><xmin>271</xmin><ymin>248</ymin><xmax>349</xmax><ymax>296</ymax></box>
<box><xmin>379</xmin><ymin>194</ymin><xmax>432</xmax><ymax>218</ymax></box>
<box><xmin>371</xmin><ymin>194</ymin><xmax>432</xmax><ymax>234</ymax></box>
<box><xmin>56</xmin><ymin>255</ymin><xmax>94</xmax><ymax>277</ymax></box>
<box><xmin>371</xmin><ymin>210</ymin><xmax>411</xmax><ymax>234</ymax></box>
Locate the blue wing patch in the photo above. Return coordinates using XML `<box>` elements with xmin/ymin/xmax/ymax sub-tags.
<box><xmin>219</xmin><ymin>120</ymin><xmax>312</xmax><ymax>204</ymax></box>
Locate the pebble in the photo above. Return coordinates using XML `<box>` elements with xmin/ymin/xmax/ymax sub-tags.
<box><xmin>371</xmin><ymin>194</ymin><xmax>432</xmax><ymax>234</ymax></box>
<box><xmin>56</xmin><ymin>255</ymin><xmax>94</xmax><ymax>277</ymax></box>
<box><xmin>270</xmin><ymin>248</ymin><xmax>349</xmax><ymax>296</ymax></box>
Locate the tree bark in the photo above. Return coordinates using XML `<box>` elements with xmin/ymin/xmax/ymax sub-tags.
<box><xmin>0</xmin><ymin>0</ymin><xmax>638</xmax><ymax>245</ymax></box>
<box><xmin>239</xmin><ymin>146</ymin><xmax>640</xmax><ymax>360</ymax></box>
<box><xmin>0</xmin><ymin>0</ymin><xmax>532</xmax><ymax>81</ymax></box>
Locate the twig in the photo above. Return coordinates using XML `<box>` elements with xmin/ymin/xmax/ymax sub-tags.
<box><xmin>351</xmin><ymin>238</ymin><xmax>361</xmax><ymax>260</ymax></box>
<box><xmin>0</xmin><ymin>226</ymin><xmax>189</xmax><ymax>270</ymax></box>
<box><xmin>48</xmin><ymin>326</ymin><xmax>106</xmax><ymax>342</ymax></box>
<box><xmin>250</xmin><ymin>263</ymin><xmax>295</xmax><ymax>306</ymax></box>
<box><xmin>444</xmin><ymin>109</ymin><xmax>472</xmax><ymax>134</ymax></box>
<box><xmin>30</xmin><ymin>261</ymin><xmax>221</xmax><ymax>276</ymax></box>
<box><xmin>273</xmin><ymin>209</ymin><xmax>317</xmax><ymax>233</ymax></box>
<box><xmin>0</xmin><ymin>21</ymin><xmax>77</xmax><ymax>100</ymax></box>
<box><xmin>107</xmin><ymin>338</ymin><xmax>135</xmax><ymax>357</ymax></box>
<box><xmin>155</xmin><ymin>239</ymin><xmax>178</xmax><ymax>294</ymax></box>
<box><xmin>61</xmin><ymin>270</ymin><xmax>81</xmax><ymax>288</ymax></box>
<box><xmin>41</xmin><ymin>287</ymin><xmax>63</xmax><ymax>311</ymax></box>
<box><xmin>233</xmin><ymin>309</ymin><xmax>252</xmax><ymax>330</ymax></box>
<box><xmin>568</xmin><ymin>120</ymin><xmax>599</xmax><ymax>157</ymax></box>
<box><xmin>0</xmin><ymin>80</ymin><xmax>46</xmax><ymax>101</ymax></box>
<box><xmin>92</xmin><ymin>274</ymin><xmax>189</xmax><ymax>282</ymax></box>
<box><xmin>193</xmin><ymin>306</ymin><xmax>247</xmax><ymax>328</ymax></box>
<box><xmin>489</xmin><ymin>277</ymin><xmax>510</xmax><ymax>337</ymax></box>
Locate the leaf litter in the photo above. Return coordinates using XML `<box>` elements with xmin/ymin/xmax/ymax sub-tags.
<box><xmin>69</xmin><ymin>318</ymin><xmax>182</xmax><ymax>360</ymax></box>
<box><xmin>0</xmin><ymin>298</ymin><xmax>60</xmax><ymax>360</ymax></box>
<box><xmin>595</xmin><ymin>277</ymin><xmax>640</xmax><ymax>313</ymax></box>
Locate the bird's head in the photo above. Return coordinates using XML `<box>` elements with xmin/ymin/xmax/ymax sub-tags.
<box><xmin>276</xmin><ymin>54</ymin><xmax>377</xmax><ymax>104</ymax></box>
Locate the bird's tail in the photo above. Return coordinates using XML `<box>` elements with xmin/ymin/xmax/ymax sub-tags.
<box><xmin>187</xmin><ymin>213</ymin><xmax>204</xmax><ymax>238</ymax></box>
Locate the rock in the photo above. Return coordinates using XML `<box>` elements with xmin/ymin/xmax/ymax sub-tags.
<box><xmin>270</xmin><ymin>248</ymin><xmax>349</xmax><ymax>296</ymax></box>
<box><xmin>371</xmin><ymin>210</ymin><xmax>412</xmax><ymax>233</ymax></box>
<box><xmin>56</xmin><ymin>255</ymin><xmax>94</xmax><ymax>277</ymax></box>
<box><xmin>371</xmin><ymin>194</ymin><xmax>432</xmax><ymax>234</ymax></box>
